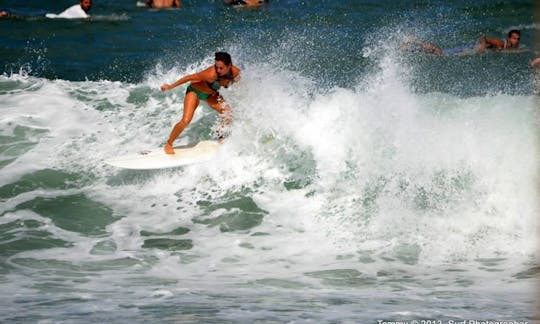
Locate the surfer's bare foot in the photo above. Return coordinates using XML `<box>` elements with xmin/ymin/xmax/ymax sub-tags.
<box><xmin>164</xmin><ymin>143</ymin><xmax>175</xmax><ymax>155</ymax></box>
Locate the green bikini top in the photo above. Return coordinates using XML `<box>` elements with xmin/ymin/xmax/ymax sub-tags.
<box><xmin>207</xmin><ymin>68</ymin><xmax>234</xmax><ymax>91</ymax></box>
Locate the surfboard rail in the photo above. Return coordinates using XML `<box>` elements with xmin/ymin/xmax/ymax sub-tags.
<box><xmin>105</xmin><ymin>140</ymin><xmax>220</xmax><ymax>170</ymax></box>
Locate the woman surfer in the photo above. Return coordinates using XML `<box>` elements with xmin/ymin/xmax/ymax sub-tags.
<box><xmin>160</xmin><ymin>52</ymin><xmax>240</xmax><ymax>154</ymax></box>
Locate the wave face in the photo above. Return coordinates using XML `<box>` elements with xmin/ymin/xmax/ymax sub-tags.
<box><xmin>1</xmin><ymin>0</ymin><xmax>539</xmax><ymax>322</ymax></box>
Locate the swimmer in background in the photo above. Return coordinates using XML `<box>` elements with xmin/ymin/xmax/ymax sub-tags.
<box><xmin>1</xmin><ymin>9</ymin><xmax>26</xmax><ymax>19</ymax></box>
<box><xmin>1</xmin><ymin>9</ymin><xmax>11</xmax><ymax>17</ymax></box>
<box><xmin>402</xmin><ymin>30</ymin><xmax>522</xmax><ymax>56</ymax></box>
<box><xmin>477</xmin><ymin>30</ymin><xmax>521</xmax><ymax>52</ymax></box>
<box><xmin>146</xmin><ymin>0</ymin><xmax>182</xmax><ymax>8</ymax></box>
<box><xmin>46</xmin><ymin>0</ymin><xmax>92</xmax><ymax>19</ymax></box>
<box><xmin>225</xmin><ymin>0</ymin><xmax>269</xmax><ymax>8</ymax></box>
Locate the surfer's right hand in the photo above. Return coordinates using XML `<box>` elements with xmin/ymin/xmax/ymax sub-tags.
<box><xmin>160</xmin><ymin>84</ymin><xmax>171</xmax><ymax>91</ymax></box>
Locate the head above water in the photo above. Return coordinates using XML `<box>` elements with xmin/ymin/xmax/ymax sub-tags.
<box><xmin>507</xmin><ymin>29</ymin><xmax>520</xmax><ymax>48</ymax></box>
<box><xmin>214</xmin><ymin>52</ymin><xmax>232</xmax><ymax>76</ymax></box>
<box><xmin>215</xmin><ymin>52</ymin><xmax>232</xmax><ymax>65</ymax></box>
<box><xmin>80</xmin><ymin>0</ymin><xmax>92</xmax><ymax>13</ymax></box>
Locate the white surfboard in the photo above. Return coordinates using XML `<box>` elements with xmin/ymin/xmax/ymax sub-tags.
<box><xmin>105</xmin><ymin>140</ymin><xmax>220</xmax><ymax>170</ymax></box>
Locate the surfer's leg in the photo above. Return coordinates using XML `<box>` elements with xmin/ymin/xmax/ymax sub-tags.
<box><xmin>164</xmin><ymin>91</ymin><xmax>199</xmax><ymax>154</ymax></box>
<box><xmin>207</xmin><ymin>94</ymin><xmax>232</xmax><ymax>142</ymax></box>
<box><xmin>206</xmin><ymin>93</ymin><xmax>228</xmax><ymax>114</ymax></box>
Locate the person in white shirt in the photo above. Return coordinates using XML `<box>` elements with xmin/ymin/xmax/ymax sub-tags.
<box><xmin>46</xmin><ymin>0</ymin><xmax>92</xmax><ymax>19</ymax></box>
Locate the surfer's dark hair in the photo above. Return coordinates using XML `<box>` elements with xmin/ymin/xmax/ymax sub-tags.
<box><xmin>215</xmin><ymin>52</ymin><xmax>232</xmax><ymax>65</ymax></box>
<box><xmin>508</xmin><ymin>29</ymin><xmax>520</xmax><ymax>37</ymax></box>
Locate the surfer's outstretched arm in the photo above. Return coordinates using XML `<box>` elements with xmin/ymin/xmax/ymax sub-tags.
<box><xmin>478</xmin><ymin>36</ymin><xmax>503</xmax><ymax>52</ymax></box>
<box><xmin>160</xmin><ymin>68</ymin><xmax>215</xmax><ymax>91</ymax></box>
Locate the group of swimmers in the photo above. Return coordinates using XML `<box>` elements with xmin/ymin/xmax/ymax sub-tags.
<box><xmin>145</xmin><ymin>0</ymin><xmax>270</xmax><ymax>8</ymax></box>
<box><xmin>143</xmin><ymin>0</ymin><xmax>269</xmax><ymax>9</ymax></box>
<box><xmin>0</xmin><ymin>0</ymin><xmax>269</xmax><ymax>19</ymax></box>
<box><xmin>49</xmin><ymin>0</ymin><xmax>268</xmax><ymax>17</ymax></box>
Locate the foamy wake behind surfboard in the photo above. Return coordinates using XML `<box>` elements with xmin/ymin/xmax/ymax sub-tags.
<box><xmin>105</xmin><ymin>140</ymin><xmax>220</xmax><ymax>170</ymax></box>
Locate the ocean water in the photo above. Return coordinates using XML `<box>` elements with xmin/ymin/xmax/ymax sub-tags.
<box><xmin>1</xmin><ymin>0</ymin><xmax>540</xmax><ymax>322</ymax></box>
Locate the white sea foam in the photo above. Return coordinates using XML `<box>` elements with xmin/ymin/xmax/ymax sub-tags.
<box><xmin>0</xmin><ymin>51</ymin><xmax>538</xmax><ymax>295</ymax></box>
